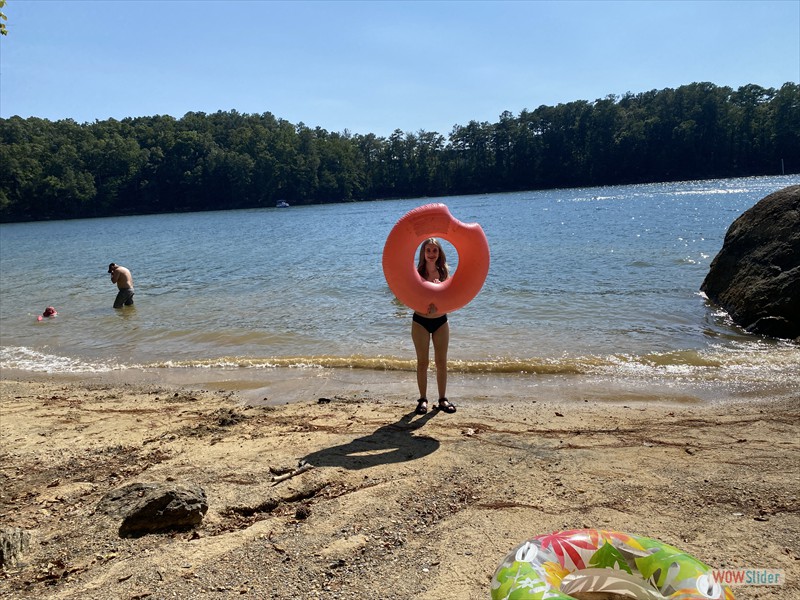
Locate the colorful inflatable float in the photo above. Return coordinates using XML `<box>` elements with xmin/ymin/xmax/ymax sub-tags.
<box><xmin>382</xmin><ymin>203</ymin><xmax>489</xmax><ymax>314</ymax></box>
<box><xmin>491</xmin><ymin>529</ymin><xmax>734</xmax><ymax>600</ymax></box>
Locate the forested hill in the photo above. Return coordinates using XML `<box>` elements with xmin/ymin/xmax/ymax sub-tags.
<box><xmin>1</xmin><ymin>81</ymin><xmax>798</xmax><ymax>223</ymax></box>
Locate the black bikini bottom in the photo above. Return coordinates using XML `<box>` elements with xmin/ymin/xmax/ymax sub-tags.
<box><xmin>412</xmin><ymin>313</ymin><xmax>448</xmax><ymax>334</ymax></box>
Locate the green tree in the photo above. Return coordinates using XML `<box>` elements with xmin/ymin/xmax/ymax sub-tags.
<box><xmin>767</xmin><ymin>82</ymin><xmax>800</xmax><ymax>174</ymax></box>
<box><xmin>2</xmin><ymin>82</ymin><xmax>799</xmax><ymax>223</ymax></box>
<box><xmin>1</xmin><ymin>0</ymin><xmax>9</xmax><ymax>36</ymax></box>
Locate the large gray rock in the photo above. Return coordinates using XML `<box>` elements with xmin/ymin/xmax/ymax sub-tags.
<box><xmin>96</xmin><ymin>481</ymin><xmax>208</xmax><ymax>537</ymax></box>
<box><xmin>0</xmin><ymin>526</ymin><xmax>31</xmax><ymax>568</ymax></box>
<box><xmin>701</xmin><ymin>185</ymin><xmax>800</xmax><ymax>340</ymax></box>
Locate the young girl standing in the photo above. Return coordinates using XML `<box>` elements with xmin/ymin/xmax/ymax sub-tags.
<box><xmin>411</xmin><ymin>238</ymin><xmax>456</xmax><ymax>415</ymax></box>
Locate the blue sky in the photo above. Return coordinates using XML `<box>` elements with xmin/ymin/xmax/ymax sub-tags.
<box><xmin>1</xmin><ymin>0</ymin><xmax>798</xmax><ymax>137</ymax></box>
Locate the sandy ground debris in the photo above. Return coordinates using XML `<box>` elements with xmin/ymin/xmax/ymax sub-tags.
<box><xmin>0</xmin><ymin>377</ymin><xmax>798</xmax><ymax>599</ymax></box>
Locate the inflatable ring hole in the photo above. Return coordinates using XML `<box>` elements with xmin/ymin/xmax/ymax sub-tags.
<box><xmin>568</xmin><ymin>594</ymin><xmax>640</xmax><ymax>600</ymax></box>
<box><xmin>562</xmin><ymin>568</ymin><xmax>663</xmax><ymax>600</ymax></box>
<box><xmin>433</xmin><ymin>238</ymin><xmax>459</xmax><ymax>276</ymax></box>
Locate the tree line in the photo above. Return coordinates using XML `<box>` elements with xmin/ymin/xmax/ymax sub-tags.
<box><xmin>1</xmin><ymin>81</ymin><xmax>798</xmax><ymax>222</ymax></box>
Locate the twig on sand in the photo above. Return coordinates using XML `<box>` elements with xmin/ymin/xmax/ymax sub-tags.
<box><xmin>271</xmin><ymin>461</ymin><xmax>313</xmax><ymax>485</ymax></box>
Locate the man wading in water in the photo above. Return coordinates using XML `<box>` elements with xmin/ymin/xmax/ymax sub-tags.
<box><xmin>108</xmin><ymin>263</ymin><xmax>135</xmax><ymax>308</ymax></box>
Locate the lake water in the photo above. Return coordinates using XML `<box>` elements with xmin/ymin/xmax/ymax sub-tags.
<box><xmin>1</xmin><ymin>175</ymin><xmax>798</xmax><ymax>403</ymax></box>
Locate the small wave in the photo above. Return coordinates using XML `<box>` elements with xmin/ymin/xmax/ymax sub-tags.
<box><xmin>3</xmin><ymin>346</ymin><xmax>796</xmax><ymax>388</ymax></box>
<box><xmin>0</xmin><ymin>346</ymin><xmax>124</xmax><ymax>373</ymax></box>
<box><xmin>606</xmin><ymin>344</ymin><xmax>800</xmax><ymax>383</ymax></box>
<box><xmin>149</xmin><ymin>356</ymin><xmax>416</xmax><ymax>371</ymax></box>
<box><xmin>618</xmin><ymin>350</ymin><xmax>723</xmax><ymax>369</ymax></box>
<box><xmin>144</xmin><ymin>349</ymin><xmax>798</xmax><ymax>381</ymax></box>
<box><xmin>144</xmin><ymin>355</ymin><xmax>594</xmax><ymax>375</ymax></box>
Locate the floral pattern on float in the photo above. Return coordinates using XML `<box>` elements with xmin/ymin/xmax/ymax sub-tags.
<box><xmin>491</xmin><ymin>529</ymin><xmax>735</xmax><ymax>600</ymax></box>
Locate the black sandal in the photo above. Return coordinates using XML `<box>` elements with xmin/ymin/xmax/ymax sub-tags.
<box><xmin>415</xmin><ymin>398</ymin><xmax>428</xmax><ymax>415</ymax></box>
<box><xmin>438</xmin><ymin>398</ymin><xmax>456</xmax><ymax>413</ymax></box>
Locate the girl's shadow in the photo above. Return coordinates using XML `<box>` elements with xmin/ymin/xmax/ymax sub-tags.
<box><xmin>302</xmin><ymin>409</ymin><xmax>440</xmax><ymax>470</ymax></box>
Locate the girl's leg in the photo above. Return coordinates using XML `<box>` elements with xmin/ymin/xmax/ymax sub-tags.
<box><xmin>431</xmin><ymin>322</ymin><xmax>449</xmax><ymax>400</ymax></box>
<box><xmin>411</xmin><ymin>321</ymin><xmax>431</xmax><ymax>400</ymax></box>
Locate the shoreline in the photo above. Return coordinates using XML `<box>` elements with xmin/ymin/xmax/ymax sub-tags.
<box><xmin>1</xmin><ymin>373</ymin><xmax>798</xmax><ymax>599</ymax></box>
<box><xmin>2</xmin><ymin>364</ymin><xmax>797</xmax><ymax>408</ymax></box>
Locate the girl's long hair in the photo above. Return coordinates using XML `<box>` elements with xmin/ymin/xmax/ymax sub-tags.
<box><xmin>416</xmin><ymin>238</ymin><xmax>449</xmax><ymax>281</ymax></box>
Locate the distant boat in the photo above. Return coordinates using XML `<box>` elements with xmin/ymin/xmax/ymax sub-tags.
<box><xmin>276</xmin><ymin>200</ymin><xmax>290</xmax><ymax>208</ymax></box>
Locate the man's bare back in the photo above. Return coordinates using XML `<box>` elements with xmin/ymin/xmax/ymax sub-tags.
<box><xmin>110</xmin><ymin>265</ymin><xmax>133</xmax><ymax>289</ymax></box>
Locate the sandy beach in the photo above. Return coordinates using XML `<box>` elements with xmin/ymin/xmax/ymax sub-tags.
<box><xmin>1</xmin><ymin>372</ymin><xmax>798</xmax><ymax>599</ymax></box>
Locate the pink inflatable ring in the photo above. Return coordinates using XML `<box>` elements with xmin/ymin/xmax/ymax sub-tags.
<box><xmin>382</xmin><ymin>203</ymin><xmax>490</xmax><ymax>314</ymax></box>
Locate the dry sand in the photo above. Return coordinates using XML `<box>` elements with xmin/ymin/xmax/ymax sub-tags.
<box><xmin>0</xmin><ymin>372</ymin><xmax>798</xmax><ymax>599</ymax></box>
